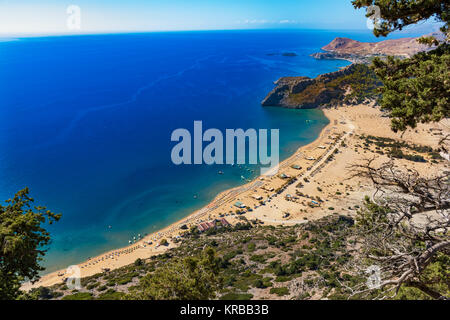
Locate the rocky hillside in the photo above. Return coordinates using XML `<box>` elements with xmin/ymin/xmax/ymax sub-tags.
<box><xmin>323</xmin><ymin>36</ymin><xmax>429</xmax><ymax>57</ymax></box>
<box><xmin>28</xmin><ymin>212</ymin><xmax>446</xmax><ymax>301</ymax></box>
<box><xmin>261</xmin><ymin>64</ymin><xmax>381</xmax><ymax>108</ymax></box>
<box><xmin>27</xmin><ymin>215</ymin><xmax>366</xmax><ymax>300</ymax></box>
<box><xmin>312</xmin><ymin>35</ymin><xmax>438</xmax><ymax>63</ymax></box>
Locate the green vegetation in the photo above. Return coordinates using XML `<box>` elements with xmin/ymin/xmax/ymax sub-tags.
<box><xmin>26</xmin><ymin>286</ymin><xmax>62</xmax><ymax>300</ymax></box>
<box><xmin>270</xmin><ymin>287</ymin><xmax>289</xmax><ymax>296</ymax></box>
<box><xmin>327</xmin><ymin>64</ymin><xmax>382</xmax><ymax>103</ymax></box>
<box><xmin>354</xmin><ymin>196</ymin><xmax>450</xmax><ymax>299</ymax></box>
<box><xmin>97</xmin><ymin>289</ymin><xmax>126</xmax><ymax>300</ymax></box>
<box><xmin>352</xmin><ymin>0</ymin><xmax>448</xmax><ymax>38</ymax></box>
<box><xmin>388</xmin><ymin>148</ymin><xmax>426</xmax><ymax>162</ymax></box>
<box><xmin>220</xmin><ymin>293</ymin><xmax>253</xmax><ymax>300</ymax></box>
<box><xmin>26</xmin><ymin>189</ymin><xmax>445</xmax><ymax>301</ymax></box>
<box><xmin>359</xmin><ymin>135</ymin><xmax>444</xmax><ymax>163</ymax></box>
<box><xmin>373</xmin><ymin>44</ymin><xmax>449</xmax><ymax>131</ymax></box>
<box><xmin>289</xmin><ymin>64</ymin><xmax>382</xmax><ymax>107</ymax></box>
<box><xmin>62</xmin><ymin>292</ymin><xmax>93</xmax><ymax>300</ymax></box>
<box><xmin>126</xmin><ymin>247</ymin><xmax>221</xmax><ymax>300</ymax></box>
<box><xmin>21</xmin><ymin>207</ymin><xmax>447</xmax><ymax>301</ymax></box>
<box><xmin>0</xmin><ymin>188</ymin><xmax>60</xmax><ymax>300</ymax></box>
<box><xmin>352</xmin><ymin>0</ymin><xmax>449</xmax><ymax>131</ymax></box>
<box><xmin>34</xmin><ymin>216</ymin><xmax>361</xmax><ymax>300</ymax></box>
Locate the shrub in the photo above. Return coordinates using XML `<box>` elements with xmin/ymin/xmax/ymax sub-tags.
<box><xmin>62</xmin><ymin>292</ymin><xmax>93</xmax><ymax>300</ymax></box>
<box><xmin>134</xmin><ymin>258</ymin><xmax>143</xmax><ymax>266</ymax></box>
<box><xmin>97</xmin><ymin>289</ymin><xmax>126</xmax><ymax>300</ymax></box>
<box><xmin>270</xmin><ymin>287</ymin><xmax>289</xmax><ymax>296</ymax></box>
<box><xmin>220</xmin><ymin>293</ymin><xmax>254</xmax><ymax>300</ymax></box>
<box><xmin>86</xmin><ymin>282</ymin><xmax>100</xmax><ymax>290</ymax></box>
<box><xmin>250</xmin><ymin>255</ymin><xmax>266</xmax><ymax>263</ymax></box>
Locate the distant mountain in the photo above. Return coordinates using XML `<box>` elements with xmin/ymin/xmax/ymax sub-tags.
<box><xmin>321</xmin><ymin>36</ymin><xmax>431</xmax><ymax>58</ymax></box>
<box><xmin>311</xmin><ymin>33</ymin><xmax>446</xmax><ymax>64</ymax></box>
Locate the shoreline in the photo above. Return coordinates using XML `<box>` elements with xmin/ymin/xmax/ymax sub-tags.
<box><xmin>24</xmin><ymin>101</ymin><xmax>448</xmax><ymax>290</ymax></box>
<box><xmin>23</xmin><ymin>108</ymin><xmax>338</xmax><ymax>290</ymax></box>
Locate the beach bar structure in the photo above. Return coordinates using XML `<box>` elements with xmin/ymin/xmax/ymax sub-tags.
<box><xmin>234</xmin><ymin>201</ymin><xmax>246</xmax><ymax>208</ymax></box>
<box><xmin>218</xmin><ymin>218</ymin><xmax>231</xmax><ymax>226</ymax></box>
<box><xmin>198</xmin><ymin>221</ymin><xmax>216</xmax><ymax>232</ymax></box>
<box><xmin>197</xmin><ymin>218</ymin><xmax>231</xmax><ymax>232</ymax></box>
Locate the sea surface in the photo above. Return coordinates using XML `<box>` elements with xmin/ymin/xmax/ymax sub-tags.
<box><xmin>0</xmin><ymin>29</ymin><xmax>417</xmax><ymax>273</ymax></box>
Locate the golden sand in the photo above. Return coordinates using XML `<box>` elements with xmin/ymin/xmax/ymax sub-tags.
<box><xmin>23</xmin><ymin>103</ymin><xmax>448</xmax><ymax>290</ymax></box>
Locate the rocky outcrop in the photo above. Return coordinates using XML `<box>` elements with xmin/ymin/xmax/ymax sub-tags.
<box><xmin>311</xmin><ymin>35</ymin><xmax>437</xmax><ymax>63</ymax></box>
<box><xmin>262</xmin><ymin>77</ymin><xmax>314</xmax><ymax>106</ymax></box>
<box><xmin>262</xmin><ymin>64</ymin><xmax>360</xmax><ymax>108</ymax></box>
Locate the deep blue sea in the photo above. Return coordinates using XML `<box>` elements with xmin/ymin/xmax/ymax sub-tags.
<box><xmin>0</xmin><ymin>29</ymin><xmax>419</xmax><ymax>273</ymax></box>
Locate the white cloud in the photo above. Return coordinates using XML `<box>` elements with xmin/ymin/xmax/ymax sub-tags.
<box><xmin>279</xmin><ymin>20</ymin><xmax>298</xmax><ymax>24</ymax></box>
<box><xmin>242</xmin><ymin>19</ymin><xmax>271</xmax><ymax>24</ymax></box>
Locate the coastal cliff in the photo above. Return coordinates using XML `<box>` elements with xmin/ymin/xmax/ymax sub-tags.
<box><xmin>262</xmin><ymin>34</ymin><xmax>440</xmax><ymax>109</ymax></box>
<box><xmin>311</xmin><ymin>34</ymin><xmax>438</xmax><ymax>63</ymax></box>
<box><xmin>261</xmin><ymin>64</ymin><xmax>381</xmax><ymax>108</ymax></box>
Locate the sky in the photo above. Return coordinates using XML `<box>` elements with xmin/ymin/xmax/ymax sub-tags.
<box><xmin>0</xmin><ymin>0</ymin><xmax>441</xmax><ymax>35</ymax></box>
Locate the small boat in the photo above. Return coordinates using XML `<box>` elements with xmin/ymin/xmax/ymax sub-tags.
<box><xmin>218</xmin><ymin>171</ymin><xmax>224</xmax><ymax>175</ymax></box>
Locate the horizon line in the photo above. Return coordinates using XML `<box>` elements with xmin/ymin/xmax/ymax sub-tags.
<box><xmin>0</xmin><ymin>27</ymin><xmax>429</xmax><ymax>39</ymax></box>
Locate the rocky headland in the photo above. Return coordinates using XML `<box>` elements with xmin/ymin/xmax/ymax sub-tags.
<box><xmin>261</xmin><ymin>64</ymin><xmax>381</xmax><ymax>108</ymax></box>
<box><xmin>311</xmin><ymin>34</ymin><xmax>438</xmax><ymax>63</ymax></box>
<box><xmin>262</xmin><ymin>34</ymin><xmax>438</xmax><ymax>109</ymax></box>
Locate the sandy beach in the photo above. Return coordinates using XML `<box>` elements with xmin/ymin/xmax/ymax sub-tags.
<box><xmin>24</xmin><ymin>102</ymin><xmax>448</xmax><ymax>290</ymax></box>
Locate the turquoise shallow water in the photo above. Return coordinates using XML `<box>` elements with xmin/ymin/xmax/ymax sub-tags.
<box><xmin>0</xmin><ymin>30</ymin><xmax>372</xmax><ymax>273</ymax></box>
